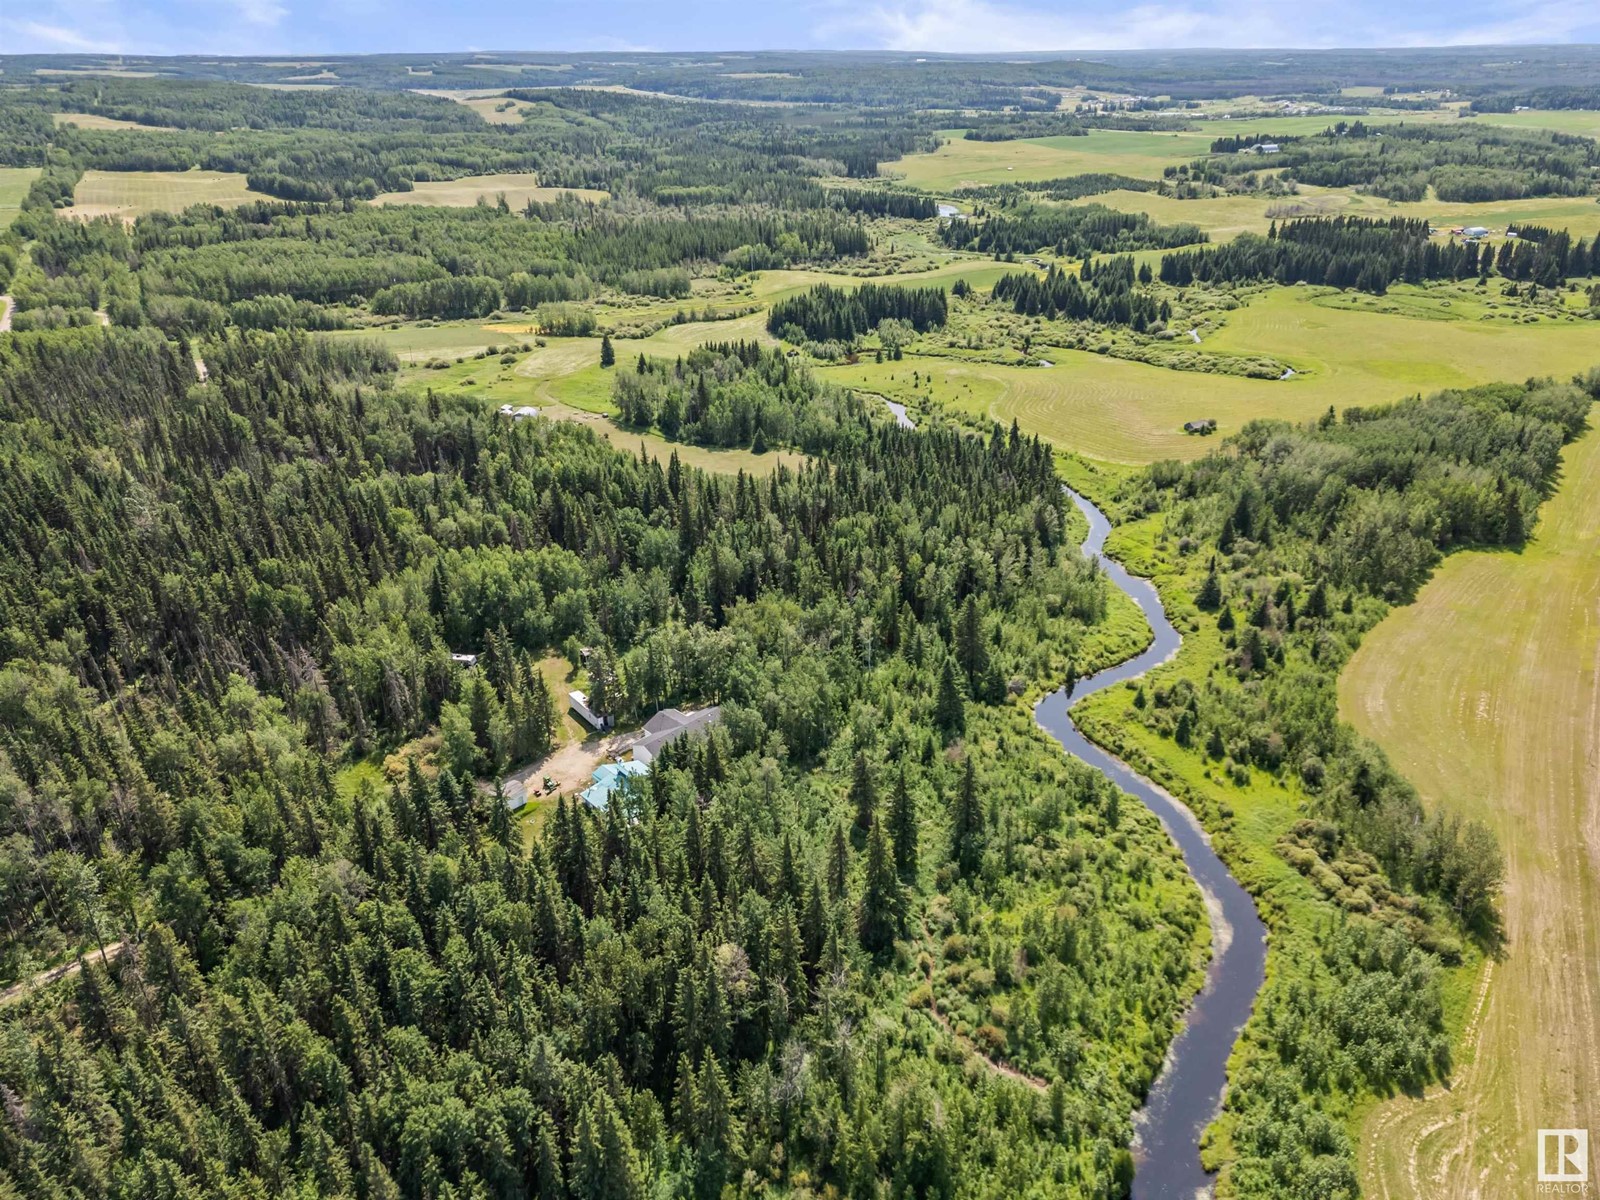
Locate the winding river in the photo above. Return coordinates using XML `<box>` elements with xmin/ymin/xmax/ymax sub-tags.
<box><xmin>1034</xmin><ymin>489</ymin><xmax>1268</xmax><ymax>1199</ymax></box>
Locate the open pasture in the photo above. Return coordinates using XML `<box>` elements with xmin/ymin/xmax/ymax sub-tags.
<box><xmin>1341</xmin><ymin>424</ymin><xmax>1600</xmax><ymax>1199</ymax></box>
<box><xmin>0</xmin><ymin>167</ymin><xmax>42</xmax><ymax>226</ymax></box>
<box><xmin>822</xmin><ymin>283</ymin><xmax>1600</xmax><ymax>463</ymax></box>
<box><xmin>70</xmin><ymin>168</ymin><xmax>266</xmax><ymax>219</ymax></box>
<box><xmin>370</xmin><ymin>173</ymin><xmax>608</xmax><ymax>207</ymax></box>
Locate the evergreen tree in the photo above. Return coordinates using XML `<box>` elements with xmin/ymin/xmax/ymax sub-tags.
<box><xmin>949</xmin><ymin>758</ymin><xmax>984</xmax><ymax>875</ymax></box>
<box><xmin>934</xmin><ymin>657</ymin><xmax>966</xmax><ymax>742</ymax></box>
<box><xmin>600</xmin><ymin>333</ymin><xmax>616</xmax><ymax>368</ymax></box>
<box><xmin>858</xmin><ymin>822</ymin><xmax>904</xmax><ymax>955</ymax></box>
<box><xmin>849</xmin><ymin>751</ymin><xmax>877</xmax><ymax>831</ymax></box>
<box><xmin>889</xmin><ymin>767</ymin><xmax>918</xmax><ymax>879</ymax></box>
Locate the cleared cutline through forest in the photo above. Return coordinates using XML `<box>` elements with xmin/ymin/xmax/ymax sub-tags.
<box><xmin>1033</xmin><ymin>488</ymin><xmax>1268</xmax><ymax>1200</ymax></box>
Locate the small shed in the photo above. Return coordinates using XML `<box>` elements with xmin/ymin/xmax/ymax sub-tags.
<box><xmin>1183</xmin><ymin>418</ymin><xmax>1218</xmax><ymax>436</ymax></box>
<box><xmin>451</xmin><ymin>652</ymin><xmax>479</xmax><ymax>668</ymax></box>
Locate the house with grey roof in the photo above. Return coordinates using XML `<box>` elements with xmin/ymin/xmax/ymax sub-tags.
<box><xmin>631</xmin><ymin>706</ymin><xmax>721</xmax><ymax>765</ymax></box>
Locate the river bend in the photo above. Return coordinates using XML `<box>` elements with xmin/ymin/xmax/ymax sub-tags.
<box><xmin>1034</xmin><ymin>489</ymin><xmax>1268</xmax><ymax>1199</ymax></box>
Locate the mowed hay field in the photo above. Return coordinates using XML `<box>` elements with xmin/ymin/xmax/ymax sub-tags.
<box><xmin>887</xmin><ymin>128</ymin><xmax>1217</xmax><ymax>190</ymax></box>
<box><xmin>371</xmin><ymin>174</ymin><xmax>608</xmax><ymax>207</ymax></box>
<box><xmin>70</xmin><ymin>169</ymin><xmax>267</xmax><ymax>219</ymax></box>
<box><xmin>885</xmin><ymin>113</ymin><xmax>1433</xmax><ymax>192</ymax></box>
<box><xmin>0</xmin><ymin>167</ymin><xmax>42</xmax><ymax>226</ymax></box>
<box><xmin>1071</xmin><ymin>185</ymin><xmax>1600</xmax><ymax>243</ymax></box>
<box><xmin>1340</xmin><ymin>423</ymin><xmax>1600</xmax><ymax>1199</ymax></box>
<box><xmin>823</xmin><ymin>284</ymin><xmax>1600</xmax><ymax>463</ymax></box>
<box><xmin>52</xmin><ymin>112</ymin><xmax>175</xmax><ymax>131</ymax></box>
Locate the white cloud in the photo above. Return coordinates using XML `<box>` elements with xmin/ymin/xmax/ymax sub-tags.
<box><xmin>1</xmin><ymin>17</ymin><xmax>125</xmax><ymax>52</ymax></box>
<box><xmin>232</xmin><ymin>0</ymin><xmax>290</xmax><ymax>26</ymax></box>
<box><xmin>812</xmin><ymin>0</ymin><xmax>1600</xmax><ymax>50</ymax></box>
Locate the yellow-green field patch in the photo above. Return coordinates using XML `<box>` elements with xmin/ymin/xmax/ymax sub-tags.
<box><xmin>0</xmin><ymin>167</ymin><xmax>42</xmax><ymax>226</ymax></box>
<box><xmin>824</xmin><ymin>283</ymin><xmax>1600</xmax><ymax>462</ymax></box>
<box><xmin>887</xmin><ymin>128</ymin><xmax>1218</xmax><ymax>190</ymax></box>
<box><xmin>70</xmin><ymin>168</ymin><xmax>267</xmax><ymax>219</ymax></box>
<box><xmin>1341</xmin><ymin>423</ymin><xmax>1600</xmax><ymax>1199</ymax></box>
<box><xmin>52</xmin><ymin>112</ymin><xmax>176</xmax><ymax>131</ymax></box>
<box><xmin>371</xmin><ymin>173</ymin><xmax>609</xmax><ymax>207</ymax></box>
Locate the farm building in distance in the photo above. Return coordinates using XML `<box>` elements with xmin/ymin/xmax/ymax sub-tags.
<box><xmin>498</xmin><ymin>404</ymin><xmax>540</xmax><ymax>420</ymax></box>
<box><xmin>630</xmin><ymin>706</ymin><xmax>722</xmax><ymax>765</ymax></box>
<box><xmin>1240</xmin><ymin>142</ymin><xmax>1280</xmax><ymax>154</ymax></box>
<box><xmin>450</xmin><ymin>652</ymin><xmax>479</xmax><ymax>668</ymax></box>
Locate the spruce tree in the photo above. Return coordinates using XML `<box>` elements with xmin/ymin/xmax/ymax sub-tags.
<box><xmin>600</xmin><ymin>333</ymin><xmax>615</xmax><ymax>368</ymax></box>
<box><xmin>849</xmin><ymin>751</ymin><xmax>876</xmax><ymax>831</ymax></box>
<box><xmin>935</xmin><ymin>656</ymin><xmax>966</xmax><ymax>741</ymax></box>
<box><xmin>889</xmin><ymin>766</ymin><xmax>918</xmax><ymax>879</ymax></box>
<box><xmin>858</xmin><ymin>822</ymin><xmax>904</xmax><ymax>955</ymax></box>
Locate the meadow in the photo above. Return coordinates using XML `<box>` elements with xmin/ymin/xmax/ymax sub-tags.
<box><xmin>822</xmin><ymin>283</ymin><xmax>1600</xmax><ymax>463</ymax></box>
<box><xmin>68</xmin><ymin>168</ymin><xmax>266</xmax><ymax>219</ymax></box>
<box><xmin>1068</xmin><ymin>185</ymin><xmax>1600</xmax><ymax>243</ymax></box>
<box><xmin>1340</xmin><ymin>424</ymin><xmax>1600</xmax><ymax>1199</ymax></box>
<box><xmin>0</xmin><ymin>167</ymin><xmax>42</xmax><ymax>227</ymax></box>
<box><xmin>886</xmin><ymin>113</ymin><xmax>1436</xmax><ymax>192</ymax></box>
<box><xmin>339</xmin><ymin>310</ymin><xmax>805</xmax><ymax>477</ymax></box>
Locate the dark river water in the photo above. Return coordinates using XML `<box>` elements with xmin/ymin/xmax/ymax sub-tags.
<box><xmin>1033</xmin><ymin>488</ymin><xmax>1268</xmax><ymax>1199</ymax></box>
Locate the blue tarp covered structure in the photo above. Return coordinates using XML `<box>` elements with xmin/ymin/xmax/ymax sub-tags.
<box><xmin>580</xmin><ymin>760</ymin><xmax>647</xmax><ymax>811</ymax></box>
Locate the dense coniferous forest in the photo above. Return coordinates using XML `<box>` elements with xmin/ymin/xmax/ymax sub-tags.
<box><xmin>1158</xmin><ymin>215</ymin><xmax>1596</xmax><ymax>295</ymax></box>
<box><xmin>0</xmin><ymin>43</ymin><xmax>1593</xmax><ymax>1200</ymax></box>
<box><xmin>766</xmin><ymin>283</ymin><xmax>949</xmax><ymax>344</ymax></box>
<box><xmin>3</xmin><ymin>198</ymin><xmax>871</xmax><ymax>333</ymax></box>
<box><xmin>0</xmin><ymin>324</ymin><xmax>1212</xmax><ymax>1199</ymax></box>
<box><xmin>992</xmin><ymin>257</ymin><xmax>1170</xmax><ymax>333</ymax></box>
<box><xmin>611</xmin><ymin>342</ymin><xmax>864</xmax><ymax>450</ymax></box>
<box><xmin>1197</xmin><ymin>120</ymin><xmax>1600</xmax><ymax>202</ymax></box>
<box><xmin>940</xmin><ymin>204</ymin><xmax>1205</xmax><ymax>259</ymax></box>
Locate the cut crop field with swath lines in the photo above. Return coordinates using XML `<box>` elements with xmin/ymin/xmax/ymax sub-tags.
<box><xmin>1340</xmin><ymin>422</ymin><xmax>1600</xmax><ymax>1200</ymax></box>
<box><xmin>0</xmin><ymin>167</ymin><xmax>41</xmax><ymax>226</ymax></box>
<box><xmin>69</xmin><ymin>169</ymin><xmax>267</xmax><ymax>219</ymax></box>
<box><xmin>370</xmin><ymin>174</ymin><xmax>608</xmax><ymax>207</ymax></box>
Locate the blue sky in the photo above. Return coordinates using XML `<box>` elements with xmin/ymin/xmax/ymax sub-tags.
<box><xmin>4</xmin><ymin>0</ymin><xmax>1599</xmax><ymax>56</ymax></box>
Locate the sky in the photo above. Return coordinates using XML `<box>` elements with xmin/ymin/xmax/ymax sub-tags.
<box><xmin>3</xmin><ymin>0</ymin><xmax>1599</xmax><ymax>57</ymax></box>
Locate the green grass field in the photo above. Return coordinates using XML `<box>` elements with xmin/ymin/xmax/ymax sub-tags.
<box><xmin>1340</xmin><ymin>423</ymin><xmax>1600</xmax><ymax>1199</ymax></box>
<box><xmin>371</xmin><ymin>173</ymin><xmax>609</xmax><ymax>207</ymax></box>
<box><xmin>887</xmin><ymin>128</ymin><xmax>1217</xmax><ymax>190</ymax></box>
<box><xmin>1471</xmin><ymin>108</ymin><xmax>1600</xmax><ymax>139</ymax></box>
<box><xmin>1068</xmin><ymin>184</ymin><xmax>1600</xmax><ymax>243</ymax></box>
<box><xmin>886</xmin><ymin>113</ymin><xmax>1442</xmax><ymax>192</ymax></box>
<box><xmin>326</xmin><ymin>321</ymin><xmax>524</xmax><ymax>361</ymax></box>
<box><xmin>822</xmin><ymin>283</ymin><xmax>1600</xmax><ymax>463</ymax></box>
<box><xmin>70</xmin><ymin>168</ymin><xmax>267</xmax><ymax>219</ymax></box>
<box><xmin>0</xmin><ymin>167</ymin><xmax>41</xmax><ymax>227</ymax></box>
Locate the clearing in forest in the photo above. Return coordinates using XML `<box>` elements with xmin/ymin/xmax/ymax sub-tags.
<box><xmin>823</xmin><ymin>283</ymin><xmax>1600</xmax><ymax>463</ymax></box>
<box><xmin>69</xmin><ymin>168</ymin><xmax>266</xmax><ymax>219</ymax></box>
<box><xmin>1340</xmin><ymin>423</ymin><xmax>1600</xmax><ymax>1198</ymax></box>
<box><xmin>370</xmin><ymin>173</ymin><xmax>609</xmax><ymax>208</ymax></box>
